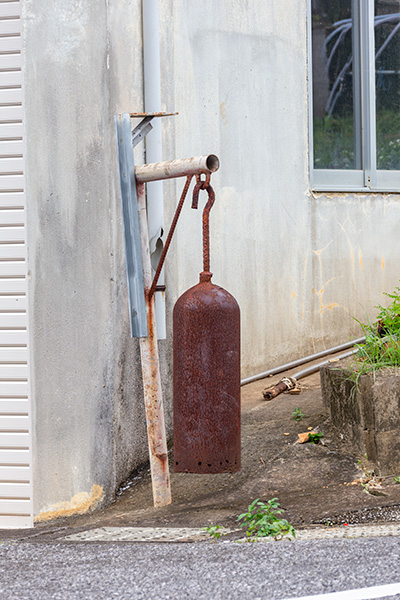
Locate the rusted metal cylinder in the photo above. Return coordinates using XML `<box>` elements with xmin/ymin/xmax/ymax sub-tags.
<box><xmin>173</xmin><ymin>271</ymin><xmax>241</xmax><ymax>474</ymax></box>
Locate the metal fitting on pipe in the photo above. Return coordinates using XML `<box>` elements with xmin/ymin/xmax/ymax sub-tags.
<box><xmin>135</xmin><ymin>155</ymin><xmax>219</xmax><ymax>183</ymax></box>
<box><xmin>262</xmin><ymin>348</ymin><xmax>358</xmax><ymax>401</ymax></box>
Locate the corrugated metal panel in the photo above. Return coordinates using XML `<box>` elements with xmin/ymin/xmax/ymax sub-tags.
<box><xmin>0</xmin><ymin>1</ymin><xmax>33</xmax><ymax>528</ymax></box>
<box><xmin>0</xmin><ymin>515</ymin><xmax>31</xmax><ymax>528</ymax></box>
<box><xmin>0</xmin><ymin>499</ymin><xmax>31</xmax><ymax>514</ymax></box>
<box><xmin>0</xmin><ymin>278</ymin><xmax>27</xmax><ymax>292</ymax></box>
<box><xmin>0</xmin><ymin>209</ymin><xmax>25</xmax><ymax>224</ymax></box>
<box><xmin>0</xmin><ymin>296</ymin><xmax>26</xmax><ymax>310</ymax></box>
<box><xmin>0</xmin><ymin>448</ymin><xmax>30</xmax><ymax>464</ymax></box>
<box><xmin>0</xmin><ymin>54</ymin><xmax>22</xmax><ymax>70</ymax></box>
<box><xmin>0</xmin><ymin>71</ymin><xmax>22</xmax><ymax>88</ymax></box>
<box><xmin>0</xmin><ymin>383</ymin><xmax>29</xmax><ymax>398</ymax></box>
<box><xmin>0</xmin><ymin>228</ymin><xmax>25</xmax><ymax>243</ymax></box>
<box><xmin>0</xmin><ymin>157</ymin><xmax>24</xmax><ymax>172</ymax></box>
<box><xmin>0</xmin><ymin>89</ymin><xmax>23</xmax><ymax>105</ymax></box>
<box><xmin>0</xmin><ymin>176</ymin><xmax>24</xmax><ymax>191</ymax></box>
<box><xmin>0</xmin><ymin>122</ymin><xmax>23</xmax><ymax>138</ymax></box>
<box><xmin>0</xmin><ymin>364</ymin><xmax>28</xmax><ymax>379</ymax></box>
<box><xmin>0</xmin><ymin>414</ymin><xmax>29</xmax><ymax>429</ymax></box>
<box><xmin>0</xmin><ymin>193</ymin><xmax>25</xmax><ymax>208</ymax></box>
<box><xmin>0</xmin><ymin>105</ymin><xmax>23</xmax><ymax>121</ymax></box>
<box><xmin>0</xmin><ymin>262</ymin><xmax>26</xmax><ymax>276</ymax></box>
<box><xmin>0</xmin><ymin>3</ymin><xmax>22</xmax><ymax>19</ymax></box>
<box><xmin>0</xmin><ymin>244</ymin><xmax>25</xmax><ymax>259</ymax></box>
<box><xmin>0</xmin><ymin>331</ymin><xmax>27</xmax><ymax>344</ymax></box>
<box><xmin>0</xmin><ymin>37</ymin><xmax>21</xmax><ymax>54</ymax></box>
<box><xmin>0</xmin><ymin>139</ymin><xmax>23</xmax><ymax>154</ymax></box>
<box><xmin>0</xmin><ymin>398</ymin><xmax>29</xmax><ymax>412</ymax></box>
<box><xmin>0</xmin><ymin>19</ymin><xmax>21</xmax><ymax>36</ymax></box>
<box><xmin>0</xmin><ymin>465</ymin><xmax>30</xmax><ymax>480</ymax></box>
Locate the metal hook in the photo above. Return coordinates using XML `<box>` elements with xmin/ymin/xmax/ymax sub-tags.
<box><xmin>192</xmin><ymin>173</ymin><xmax>211</xmax><ymax>209</ymax></box>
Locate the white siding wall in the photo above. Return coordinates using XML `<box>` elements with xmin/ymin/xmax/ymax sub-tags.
<box><xmin>0</xmin><ymin>0</ymin><xmax>32</xmax><ymax>528</ymax></box>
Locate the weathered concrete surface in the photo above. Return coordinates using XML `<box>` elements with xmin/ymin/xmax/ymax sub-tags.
<box><xmin>321</xmin><ymin>364</ymin><xmax>400</xmax><ymax>475</ymax></box>
<box><xmin>160</xmin><ymin>0</ymin><xmax>400</xmax><ymax>380</ymax></box>
<box><xmin>3</xmin><ymin>367</ymin><xmax>400</xmax><ymax>541</ymax></box>
<box><xmin>21</xmin><ymin>0</ymin><xmax>400</xmax><ymax>518</ymax></box>
<box><xmin>23</xmin><ymin>0</ymin><xmax>172</xmax><ymax>517</ymax></box>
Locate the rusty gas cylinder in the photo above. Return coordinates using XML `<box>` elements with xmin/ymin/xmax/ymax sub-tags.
<box><xmin>173</xmin><ymin>270</ymin><xmax>240</xmax><ymax>473</ymax></box>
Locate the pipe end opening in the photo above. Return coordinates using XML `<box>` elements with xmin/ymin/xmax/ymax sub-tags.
<box><xmin>206</xmin><ymin>155</ymin><xmax>220</xmax><ymax>173</ymax></box>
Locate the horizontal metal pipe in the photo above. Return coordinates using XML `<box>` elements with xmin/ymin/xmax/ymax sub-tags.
<box><xmin>292</xmin><ymin>348</ymin><xmax>357</xmax><ymax>381</ymax></box>
<box><xmin>262</xmin><ymin>348</ymin><xmax>358</xmax><ymax>401</ymax></box>
<box><xmin>240</xmin><ymin>337</ymin><xmax>365</xmax><ymax>386</ymax></box>
<box><xmin>135</xmin><ymin>155</ymin><xmax>219</xmax><ymax>183</ymax></box>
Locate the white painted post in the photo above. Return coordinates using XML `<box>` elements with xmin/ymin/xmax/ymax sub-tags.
<box><xmin>136</xmin><ymin>182</ymin><xmax>171</xmax><ymax>508</ymax></box>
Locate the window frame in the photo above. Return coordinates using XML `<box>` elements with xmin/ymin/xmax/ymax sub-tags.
<box><xmin>308</xmin><ymin>0</ymin><xmax>400</xmax><ymax>193</ymax></box>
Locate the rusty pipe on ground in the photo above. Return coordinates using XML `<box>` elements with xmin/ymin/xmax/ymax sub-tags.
<box><xmin>263</xmin><ymin>348</ymin><xmax>358</xmax><ymax>401</ymax></box>
<box><xmin>135</xmin><ymin>155</ymin><xmax>219</xmax><ymax>183</ymax></box>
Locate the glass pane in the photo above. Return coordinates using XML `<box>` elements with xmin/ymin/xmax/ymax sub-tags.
<box><xmin>375</xmin><ymin>1</ymin><xmax>400</xmax><ymax>170</ymax></box>
<box><xmin>312</xmin><ymin>0</ymin><xmax>360</xmax><ymax>169</ymax></box>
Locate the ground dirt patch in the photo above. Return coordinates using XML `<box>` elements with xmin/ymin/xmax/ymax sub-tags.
<box><xmin>3</xmin><ymin>362</ymin><xmax>400</xmax><ymax>543</ymax></box>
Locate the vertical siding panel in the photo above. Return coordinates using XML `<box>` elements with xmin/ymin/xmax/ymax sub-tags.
<box><xmin>0</xmin><ymin>1</ymin><xmax>33</xmax><ymax>528</ymax></box>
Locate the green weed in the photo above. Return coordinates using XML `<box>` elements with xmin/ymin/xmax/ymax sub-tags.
<box><xmin>346</xmin><ymin>283</ymin><xmax>400</xmax><ymax>396</ymax></box>
<box><xmin>394</xmin><ymin>476</ymin><xmax>400</xmax><ymax>484</ymax></box>
<box><xmin>308</xmin><ymin>432</ymin><xmax>324</xmax><ymax>444</ymax></box>
<box><xmin>203</xmin><ymin>525</ymin><xmax>225</xmax><ymax>541</ymax></box>
<box><xmin>237</xmin><ymin>498</ymin><xmax>295</xmax><ymax>541</ymax></box>
<box><xmin>292</xmin><ymin>407</ymin><xmax>306</xmax><ymax>421</ymax></box>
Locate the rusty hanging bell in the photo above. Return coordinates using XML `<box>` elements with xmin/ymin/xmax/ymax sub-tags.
<box><xmin>173</xmin><ymin>176</ymin><xmax>241</xmax><ymax>474</ymax></box>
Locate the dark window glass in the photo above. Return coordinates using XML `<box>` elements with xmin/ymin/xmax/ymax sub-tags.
<box><xmin>375</xmin><ymin>1</ymin><xmax>400</xmax><ymax>170</ymax></box>
<box><xmin>312</xmin><ymin>0</ymin><xmax>358</xmax><ymax>169</ymax></box>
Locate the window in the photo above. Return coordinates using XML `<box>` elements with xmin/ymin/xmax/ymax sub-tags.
<box><xmin>309</xmin><ymin>0</ymin><xmax>400</xmax><ymax>192</ymax></box>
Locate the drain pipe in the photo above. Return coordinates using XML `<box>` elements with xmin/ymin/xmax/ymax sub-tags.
<box><xmin>241</xmin><ymin>336</ymin><xmax>365</xmax><ymax>387</ymax></box>
<box><xmin>142</xmin><ymin>0</ymin><xmax>166</xmax><ymax>338</ymax></box>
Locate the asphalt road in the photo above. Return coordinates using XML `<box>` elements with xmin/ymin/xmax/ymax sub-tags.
<box><xmin>1</xmin><ymin>536</ymin><xmax>400</xmax><ymax>600</ymax></box>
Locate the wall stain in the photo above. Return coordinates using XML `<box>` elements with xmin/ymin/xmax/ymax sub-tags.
<box><xmin>34</xmin><ymin>484</ymin><xmax>103</xmax><ymax>523</ymax></box>
<box><xmin>219</xmin><ymin>102</ymin><xmax>228</xmax><ymax>125</ymax></box>
<box><xmin>313</xmin><ymin>287</ymin><xmax>324</xmax><ymax>314</ymax></box>
<box><xmin>312</xmin><ymin>242</ymin><xmax>331</xmax><ymax>256</ymax></box>
<box><xmin>312</xmin><ymin>287</ymin><xmax>339</xmax><ymax>314</ymax></box>
<box><xmin>382</xmin><ymin>256</ymin><xmax>385</xmax><ymax>270</ymax></box>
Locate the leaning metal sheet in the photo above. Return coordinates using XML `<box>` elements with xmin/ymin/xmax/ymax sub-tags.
<box><xmin>115</xmin><ymin>114</ymin><xmax>147</xmax><ymax>338</ymax></box>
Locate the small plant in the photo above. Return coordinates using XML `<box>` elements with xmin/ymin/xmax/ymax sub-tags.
<box><xmin>325</xmin><ymin>519</ymin><xmax>334</xmax><ymax>527</ymax></box>
<box><xmin>292</xmin><ymin>407</ymin><xmax>306</xmax><ymax>421</ymax></box>
<box><xmin>394</xmin><ymin>476</ymin><xmax>400</xmax><ymax>484</ymax></box>
<box><xmin>348</xmin><ymin>283</ymin><xmax>400</xmax><ymax>395</ymax></box>
<box><xmin>308</xmin><ymin>432</ymin><xmax>324</xmax><ymax>444</ymax></box>
<box><xmin>203</xmin><ymin>525</ymin><xmax>224</xmax><ymax>540</ymax></box>
<box><xmin>355</xmin><ymin>455</ymin><xmax>374</xmax><ymax>478</ymax></box>
<box><xmin>237</xmin><ymin>498</ymin><xmax>295</xmax><ymax>541</ymax></box>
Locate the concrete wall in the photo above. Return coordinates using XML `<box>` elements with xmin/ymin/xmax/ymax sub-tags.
<box><xmin>23</xmin><ymin>0</ymin><xmax>400</xmax><ymax>514</ymax></box>
<box><xmin>24</xmin><ymin>0</ymin><xmax>173</xmax><ymax>517</ymax></box>
<box><xmin>161</xmin><ymin>0</ymin><xmax>400</xmax><ymax>377</ymax></box>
